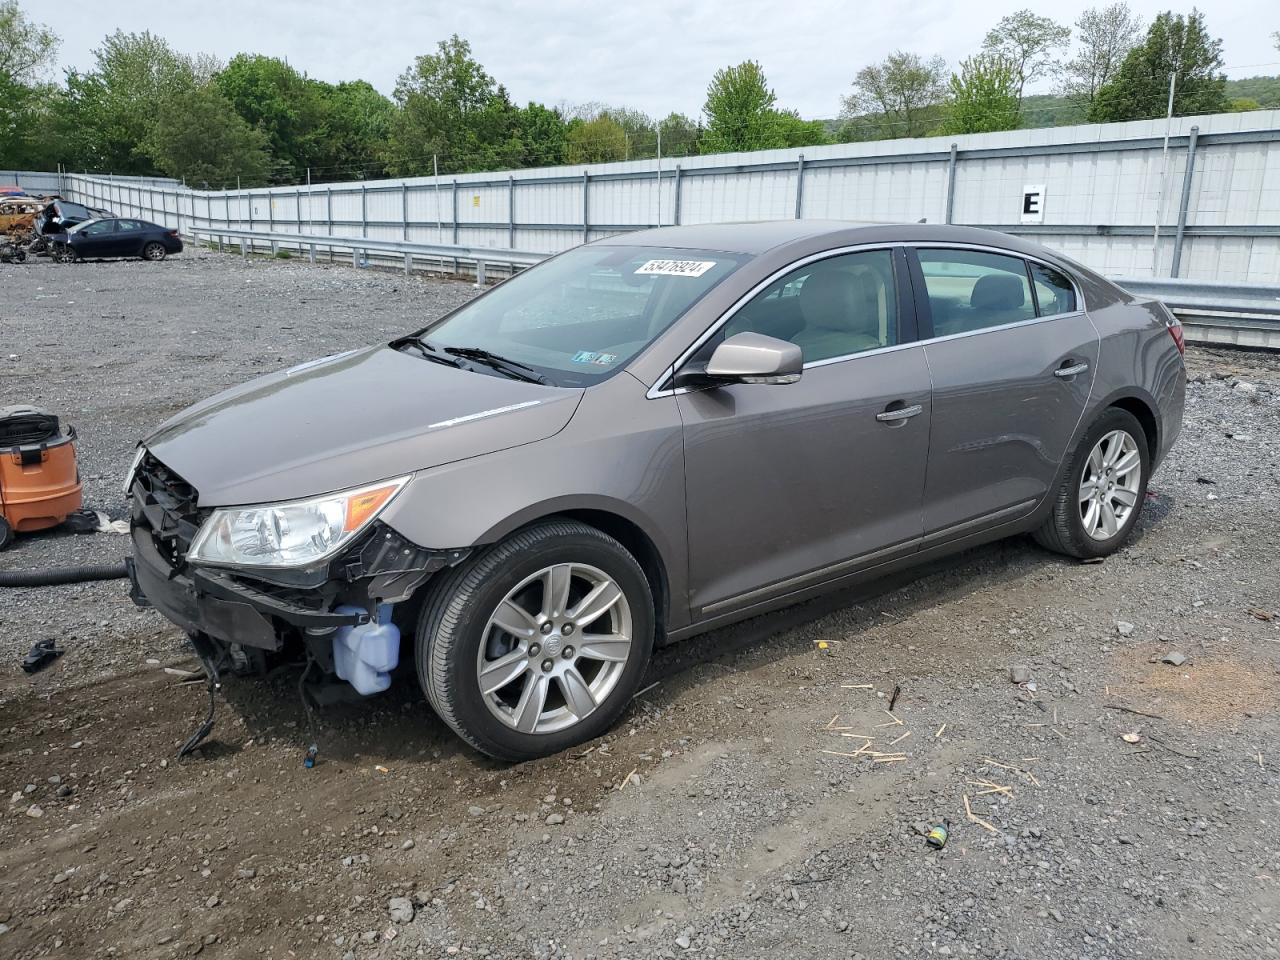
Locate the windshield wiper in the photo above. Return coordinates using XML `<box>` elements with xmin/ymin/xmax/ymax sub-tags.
<box><xmin>442</xmin><ymin>347</ymin><xmax>549</xmax><ymax>384</ymax></box>
<box><xmin>394</xmin><ymin>335</ymin><xmax>465</xmax><ymax>368</ymax></box>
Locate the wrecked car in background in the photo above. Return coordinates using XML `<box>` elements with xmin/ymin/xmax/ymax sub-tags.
<box><xmin>125</xmin><ymin>221</ymin><xmax>1185</xmax><ymax>762</ymax></box>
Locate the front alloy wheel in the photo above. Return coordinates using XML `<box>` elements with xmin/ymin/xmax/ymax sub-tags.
<box><xmin>478</xmin><ymin>563</ymin><xmax>633</xmax><ymax>734</ymax></box>
<box><xmin>418</xmin><ymin>520</ymin><xmax>653</xmax><ymax>761</ymax></box>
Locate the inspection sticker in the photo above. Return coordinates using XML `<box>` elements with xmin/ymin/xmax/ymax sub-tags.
<box><xmin>571</xmin><ymin>351</ymin><xmax>618</xmax><ymax>366</ymax></box>
<box><xmin>635</xmin><ymin>259</ymin><xmax>716</xmax><ymax>278</ymax></box>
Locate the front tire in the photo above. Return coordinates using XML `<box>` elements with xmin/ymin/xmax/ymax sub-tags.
<box><xmin>417</xmin><ymin>520</ymin><xmax>655</xmax><ymax>761</ymax></box>
<box><xmin>1034</xmin><ymin>407</ymin><xmax>1150</xmax><ymax>559</ymax></box>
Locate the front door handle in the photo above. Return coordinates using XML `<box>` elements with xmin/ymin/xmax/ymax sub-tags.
<box><xmin>876</xmin><ymin>403</ymin><xmax>924</xmax><ymax>423</ymax></box>
<box><xmin>1054</xmin><ymin>361</ymin><xmax>1089</xmax><ymax>378</ymax></box>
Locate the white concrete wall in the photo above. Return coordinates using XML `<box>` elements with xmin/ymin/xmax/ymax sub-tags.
<box><xmin>52</xmin><ymin>109</ymin><xmax>1280</xmax><ymax>282</ymax></box>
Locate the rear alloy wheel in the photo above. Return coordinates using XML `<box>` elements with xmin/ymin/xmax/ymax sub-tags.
<box><xmin>143</xmin><ymin>242</ymin><xmax>167</xmax><ymax>261</ymax></box>
<box><xmin>1034</xmin><ymin>407</ymin><xmax>1150</xmax><ymax>559</ymax></box>
<box><xmin>0</xmin><ymin>515</ymin><xmax>13</xmax><ymax>551</ymax></box>
<box><xmin>417</xmin><ymin>520</ymin><xmax>654</xmax><ymax>761</ymax></box>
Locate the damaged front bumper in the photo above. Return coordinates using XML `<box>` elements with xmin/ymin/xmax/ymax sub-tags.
<box><xmin>127</xmin><ymin>525</ymin><xmax>368</xmax><ymax>650</ymax></box>
<box><xmin>127</xmin><ymin>452</ymin><xmax>469</xmax><ymax>655</ymax></box>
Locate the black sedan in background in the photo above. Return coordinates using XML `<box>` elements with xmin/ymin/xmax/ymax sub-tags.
<box><xmin>57</xmin><ymin>218</ymin><xmax>183</xmax><ymax>262</ymax></box>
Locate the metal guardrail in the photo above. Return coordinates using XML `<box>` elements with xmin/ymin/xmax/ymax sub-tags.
<box><xmin>1114</xmin><ymin>277</ymin><xmax>1280</xmax><ymax>349</ymax></box>
<box><xmin>188</xmin><ymin>226</ymin><xmax>548</xmax><ymax>285</ymax></box>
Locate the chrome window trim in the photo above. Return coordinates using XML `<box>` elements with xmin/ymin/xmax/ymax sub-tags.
<box><xmin>645</xmin><ymin>239</ymin><xmax>1087</xmax><ymax>400</ymax></box>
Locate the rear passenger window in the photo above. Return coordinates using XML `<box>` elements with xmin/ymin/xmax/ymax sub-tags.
<box><xmin>1029</xmin><ymin>262</ymin><xmax>1077</xmax><ymax>316</ymax></box>
<box><xmin>917</xmin><ymin>249</ymin><xmax>1035</xmax><ymax>337</ymax></box>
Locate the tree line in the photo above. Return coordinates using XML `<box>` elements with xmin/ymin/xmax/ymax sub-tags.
<box><xmin>0</xmin><ymin>2</ymin><xmax>1272</xmax><ymax>188</ymax></box>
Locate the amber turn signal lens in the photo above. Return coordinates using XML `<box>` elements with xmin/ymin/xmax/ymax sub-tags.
<box><xmin>344</xmin><ymin>484</ymin><xmax>401</xmax><ymax>532</ymax></box>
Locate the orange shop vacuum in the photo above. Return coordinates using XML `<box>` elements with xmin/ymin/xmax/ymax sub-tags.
<box><xmin>0</xmin><ymin>405</ymin><xmax>83</xmax><ymax>550</ymax></box>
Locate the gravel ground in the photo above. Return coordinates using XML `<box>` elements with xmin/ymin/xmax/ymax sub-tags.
<box><xmin>2</xmin><ymin>251</ymin><xmax>1279</xmax><ymax>960</ymax></box>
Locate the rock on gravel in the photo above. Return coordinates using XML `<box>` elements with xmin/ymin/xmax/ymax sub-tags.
<box><xmin>388</xmin><ymin>897</ymin><xmax>415</xmax><ymax>924</ymax></box>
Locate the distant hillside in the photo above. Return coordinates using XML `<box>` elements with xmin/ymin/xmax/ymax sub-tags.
<box><xmin>820</xmin><ymin>75</ymin><xmax>1279</xmax><ymax>143</ymax></box>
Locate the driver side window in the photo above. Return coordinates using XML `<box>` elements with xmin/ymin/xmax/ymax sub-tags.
<box><xmin>722</xmin><ymin>249</ymin><xmax>899</xmax><ymax>364</ymax></box>
<box><xmin>84</xmin><ymin>220</ymin><xmax>115</xmax><ymax>236</ymax></box>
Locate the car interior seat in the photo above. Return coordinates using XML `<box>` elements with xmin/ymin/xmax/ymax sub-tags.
<box><xmin>792</xmin><ymin>268</ymin><xmax>884</xmax><ymax>361</ymax></box>
<box><xmin>969</xmin><ymin>273</ymin><xmax>1031</xmax><ymax>328</ymax></box>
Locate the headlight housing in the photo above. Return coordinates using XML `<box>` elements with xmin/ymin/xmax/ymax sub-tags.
<box><xmin>122</xmin><ymin>445</ymin><xmax>146</xmax><ymax>496</ymax></box>
<box><xmin>187</xmin><ymin>476</ymin><xmax>409</xmax><ymax>569</ymax></box>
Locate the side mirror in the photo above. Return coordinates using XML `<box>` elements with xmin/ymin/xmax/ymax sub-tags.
<box><xmin>675</xmin><ymin>332</ymin><xmax>803</xmax><ymax>388</ymax></box>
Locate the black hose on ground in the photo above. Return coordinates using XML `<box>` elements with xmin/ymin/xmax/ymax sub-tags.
<box><xmin>0</xmin><ymin>562</ymin><xmax>128</xmax><ymax>587</ymax></box>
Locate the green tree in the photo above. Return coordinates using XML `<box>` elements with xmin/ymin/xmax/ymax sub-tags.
<box><xmin>1090</xmin><ymin>10</ymin><xmax>1228</xmax><ymax>122</ymax></box>
<box><xmin>1228</xmin><ymin>97</ymin><xmax>1261</xmax><ymax>112</ymax></box>
<box><xmin>1059</xmin><ymin>4</ymin><xmax>1143</xmax><ymax>110</ymax></box>
<box><xmin>945</xmin><ymin>54</ymin><xmax>1021</xmax><ymax>134</ymax></box>
<box><xmin>840</xmin><ymin>52</ymin><xmax>948</xmax><ymax>139</ymax></box>
<box><xmin>510</xmin><ymin>101</ymin><xmax>567</xmax><ymax>167</ymax></box>
<box><xmin>657</xmin><ymin>112</ymin><xmax>701</xmax><ymax>158</ymax></box>
<box><xmin>314</xmin><ymin>80</ymin><xmax>394</xmax><ymax>180</ymax></box>
<box><xmin>215</xmin><ymin>54</ymin><xmax>327</xmax><ymax>181</ymax></box>
<box><xmin>0</xmin><ymin>0</ymin><xmax>56</xmax><ymax>82</ymax></box>
<box><xmin>702</xmin><ymin>60</ymin><xmax>783</xmax><ymax>153</ymax></box>
<box><xmin>772</xmin><ymin>110</ymin><xmax>830</xmax><ymax>147</ymax></box>
<box><xmin>0</xmin><ymin>1</ymin><xmax>60</xmax><ymax>168</ymax></box>
<box><xmin>81</xmin><ymin>30</ymin><xmax>214</xmax><ymax>174</ymax></box>
<box><xmin>564</xmin><ymin>115</ymin><xmax>627</xmax><ymax>164</ymax></box>
<box><xmin>143</xmin><ymin>83</ymin><xmax>271</xmax><ymax>186</ymax></box>
<box><xmin>385</xmin><ymin>35</ymin><xmax>520</xmax><ymax>174</ymax></box>
<box><xmin>982</xmin><ymin>9</ymin><xmax>1071</xmax><ymax>104</ymax></box>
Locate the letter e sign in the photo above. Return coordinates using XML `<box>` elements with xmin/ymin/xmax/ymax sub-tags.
<box><xmin>1021</xmin><ymin>184</ymin><xmax>1046</xmax><ymax>224</ymax></box>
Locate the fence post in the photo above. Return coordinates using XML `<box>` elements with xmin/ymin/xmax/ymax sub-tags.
<box><xmin>248</xmin><ymin>192</ymin><xmax>254</xmax><ymax>232</ymax></box>
<box><xmin>674</xmin><ymin>165</ymin><xmax>683</xmax><ymax>226</ymax></box>
<box><xmin>1171</xmin><ymin>125</ymin><xmax>1199</xmax><ymax>279</ymax></box>
<box><xmin>582</xmin><ymin>170</ymin><xmax>590</xmax><ymax>244</ymax></box>
<box><xmin>508</xmin><ymin>175</ymin><xmax>516</xmax><ymax>248</ymax></box>
<box><xmin>451</xmin><ymin>180</ymin><xmax>459</xmax><ymax>245</ymax></box>
<box><xmin>360</xmin><ymin>184</ymin><xmax>368</xmax><ymax>238</ymax></box>
<box><xmin>267</xmin><ymin>191</ymin><xmax>274</xmax><ymax>232</ymax></box>
<box><xmin>945</xmin><ymin>143</ymin><xmax>958</xmax><ymax>225</ymax></box>
<box><xmin>794</xmin><ymin>155</ymin><xmax>805</xmax><ymax>219</ymax></box>
<box><xmin>402</xmin><ymin>182</ymin><xmax>409</xmax><ymax>241</ymax></box>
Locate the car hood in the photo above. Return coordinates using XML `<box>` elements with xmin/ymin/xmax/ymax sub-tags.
<box><xmin>144</xmin><ymin>346</ymin><xmax>582</xmax><ymax>506</ymax></box>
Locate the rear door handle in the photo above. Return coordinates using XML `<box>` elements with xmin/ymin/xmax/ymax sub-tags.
<box><xmin>876</xmin><ymin>403</ymin><xmax>924</xmax><ymax>423</ymax></box>
<box><xmin>1054</xmin><ymin>361</ymin><xmax>1089</xmax><ymax>378</ymax></box>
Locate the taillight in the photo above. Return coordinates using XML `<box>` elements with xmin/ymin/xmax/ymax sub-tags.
<box><xmin>1166</xmin><ymin>316</ymin><xmax>1185</xmax><ymax>357</ymax></box>
<box><xmin>167</xmin><ymin>230</ymin><xmax>179</xmax><ymax>237</ymax></box>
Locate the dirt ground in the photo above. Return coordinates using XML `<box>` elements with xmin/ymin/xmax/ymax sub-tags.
<box><xmin>2</xmin><ymin>252</ymin><xmax>1279</xmax><ymax>960</ymax></box>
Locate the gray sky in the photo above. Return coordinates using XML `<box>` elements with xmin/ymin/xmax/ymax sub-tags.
<box><xmin>26</xmin><ymin>0</ymin><xmax>1280</xmax><ymax>119</ymax></box>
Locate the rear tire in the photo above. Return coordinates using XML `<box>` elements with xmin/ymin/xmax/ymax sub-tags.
<box><xmin>0</xmin><ymin>515</ymin><xmax>13</xmax><ymax>550</ymax></box>
<box><xmin>416</xmin><ymin>519</ymin><xmax>654</xmax><ymax>762</ymax></box>
<box><xmin>143</xmin><ymin>242</ymin><xmax>167</xmax><ymax>261</ymax></box>
<box><xmin>1034</xmin><ymin>407</ymin><xmax>1150</xmax><ymax>559</ymax></box>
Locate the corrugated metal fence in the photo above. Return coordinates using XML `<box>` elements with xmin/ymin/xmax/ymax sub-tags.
<box><xmin>42</xmin><ymin>110</ymin><xmax>1280</xmax><ymax>283</ymax></box>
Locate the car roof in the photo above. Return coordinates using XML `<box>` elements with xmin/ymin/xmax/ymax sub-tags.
<box><xmin>596</xmin><ymin>220</ymin><xmax>1075</xmax><ymax>263</ymax></box>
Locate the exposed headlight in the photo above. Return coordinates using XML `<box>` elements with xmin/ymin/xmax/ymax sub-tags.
<box><xmin>123</xmin><ymin>446</ymin><xmax>146</xmax><ymax>497</ymax></box>
<box><xmin>187</xmin><ymin>476</ymin><xmax>409</xmax><ymax>569</ymax></box>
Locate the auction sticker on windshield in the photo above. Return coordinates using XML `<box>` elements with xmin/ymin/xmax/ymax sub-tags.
<box><xmin>635</xmin><ymin>259</ymin><xmax>716</xmax><ymax>278</ymax></box>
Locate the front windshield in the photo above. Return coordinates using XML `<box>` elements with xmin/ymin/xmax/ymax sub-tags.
<box><xmin>414</xmin><ymin>245</ymin><xmax>747</xmax><ymax>387</ymax></box>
